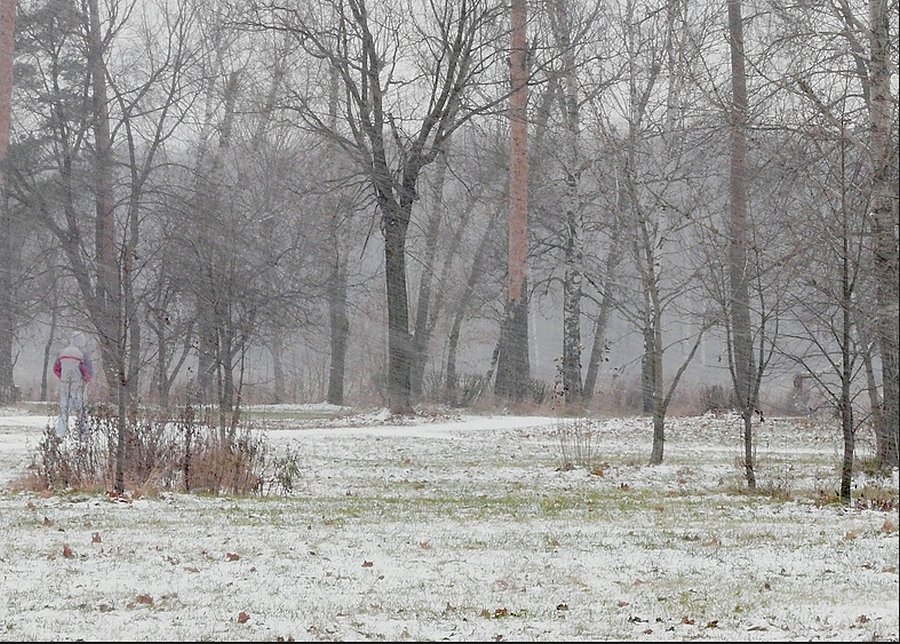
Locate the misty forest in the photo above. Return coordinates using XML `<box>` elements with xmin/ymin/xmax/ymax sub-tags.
<box><xmin>0</xmin><ymin>0</ymin><xmax>896</xmax><ymax>498</ymax></box>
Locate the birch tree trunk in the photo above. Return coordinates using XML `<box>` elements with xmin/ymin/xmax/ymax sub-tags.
<box><xmin>550</xmin><ymin>0</ymin><xmax>585</xmax><ymax>411</ymax></box>
<box><xmin>868</xmin><ymin>0</ymin><xmax>899</xmax><ymax>467</ymax></box>
<box><xmin>839</xmin><ymin>192</ymin><xmax>854</xmax><ymax>504</ymax></box>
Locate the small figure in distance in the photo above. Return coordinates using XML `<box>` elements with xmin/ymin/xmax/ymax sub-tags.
<box><xmin>53</xmin><ymin>332</ymin><xmax>93</xmax><ymax>440</ymax></box>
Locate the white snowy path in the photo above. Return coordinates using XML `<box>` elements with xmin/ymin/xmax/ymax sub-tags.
<box><xmin>0</xmin><ymin>406</ymin><xmax>897</xmax><ymax>641</ymax></box>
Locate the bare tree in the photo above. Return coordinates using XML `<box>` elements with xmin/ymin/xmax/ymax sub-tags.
<box><xmin>777</xmin><ymin>127</ymin><xmax>872</xmax><ymax>504</ymax></box>
<box><xmin>726</xmin><ymin>0</ymin><xmax>758</xmax><ymax>489</ymax></box>
<box><xmin>251</xmin><ymin>0</ymin><xmax>507</xmax><ymax>413</ymax></box>
<box><xmin>767</xmin><ymin>0</ymin><xmax>898</xmax><ymax>466</ymax></box>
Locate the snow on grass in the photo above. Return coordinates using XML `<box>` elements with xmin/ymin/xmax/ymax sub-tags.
<box><xmin>0</xmin><ymin>408</ymin><xmax>897</xmax><ymax>641</ymax></box>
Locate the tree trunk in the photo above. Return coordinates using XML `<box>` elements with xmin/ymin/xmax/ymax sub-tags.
<box><xmin>88</xmin><ymin>0</ymin><xmax>127</xmax><ymax>493</ymax></box>
<box><xmin>445</xmin><ymin>214</ymin><xmax>498</xmax><ymax>406</ymax></box>
<box><xmin>323</xmin><ymin>56</ymin><xmax>349</xmax><ymax>407</ymax></box>
<box><xmin>41</xmin><ymin>276</ymin><xmax>58</xmax><ymax>402</ymax></box>
<box><xmin>549</xmin><ymin>0</ymin><xmax>584</xmax><ymax>411</ymax></box>
<box><xmin>196</xmin><ymin>71</ymin><xmax>239</xmax><ymax>411</ymax></box>
<box><xmin>0</xmin><ymin>0</ymin><xmax>15</xmax><ymax>405</ymax></box>
<box><xmin>582</xmin><ymin>296</ymin><xmax>613</xmax><ymax>403</ymax></box>
<box><xmin>646</xmin><ymin>237</ymin><xmax>665</xmax><ymax>465</ymax></box>
<box><xmin>326</xmin><ymin>248</ymin><xmax>349</xmax><ymax>405</ymax></box>
<box><xmin>583</xmin><ymin>209</ymin><xmax>623</xmax><ymax>403</ymax></box>
<box><xmin>840</xmin><ymin>208</ymin><xmax>854</xmax><ymax>504</ymax></box>
<box><xmin>383</xmin><ymin>200</ymin><xmax>413</xmax><ymax>414</ymax></box>
<box><xmin>495</xmin><ymin>0</ymin><xmax>530</xmax><ymax>403</ymax></box>
<box><xmin>270</xmin><ymin>332</ymin><xmax>286</xmax><ymax>404</ymax></box>
<box><xmin>411</xmin><ymin>150</ymin><xmax>450</xmax><ymax>400</ymax></box>
<box><xmin>641</xmin><ymin>325</ymin><xmax>655</xmax><ymax>415</ymax></box>
<box><xmin>727</xmin><ymin>0</ymin><xmax>756</xmax><ymax>490</ymax></box>
<box><xmin>856</xmin><ymin>319</ymin><xmax>884</xmax><ymax>447</ymax></box>
<box><xmin>868</xmin><ymin>0</ymin><xmax>899</xmax><ymax>467</ymax></box>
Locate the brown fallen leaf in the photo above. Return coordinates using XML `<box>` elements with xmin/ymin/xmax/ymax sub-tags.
<box><xmin>92</xmin><ymin>532</ymin><xmax>102</xmax><ymax>544</ymax></box>
<box><xmin>682</xmin><ymin>617</ymin><xmax>695</xmax><ymax>625</ymax></box>
<box><xmin>62</xmin><ymin>544</ymin><xmax>74</xmax><ymax>559</ymax></box>
<box><xmin>226</xmin><ymin>552</ymin><xmax>240</xmax><ymax>561</ymax></box>
<box><xmin>362</xmin><ymin>560</ymin><xmax>374</xmax><ymax>568</ymax></box>
<box><xmin>42</xmin><ymin>517</ymin><xmax>54</xmax><ymax>527</ymax></box>
<box><xmin>844</xmin><ymin>529</ymin><xmax>858</xmax><ymax>541</ymax></box>
<box><xmin>183</xmin><ymin>566</ymin><xmax>200</xmax><ymax>573</ymax></box>
<box><xmin>493</xmin><ymin>607</ymin><xmax>509</xmax><ymax>618</ymax></box>
<box><xmin>237</xmin><ymin>611</ymin><xmax>250</xmax><ymax>624</ymax></box>
<box><xmin>419</xmin><ymin>541</ymin><xmax>431</xmax><ymax>550</ymax></box>
<box><xmin>882</xmin><ymin>520</ymin><xmax>897</xmax><ymax>533</ymax></box>
<box><xmin>136</xmin><ymin>594</ymin><xmax>153</xmax><ymax>605</ymax></box>
<box><xmin>26</xmin><ymin>501</ymin><xmax>37</xmax><ymax>511</ymax></box>
<box><xmin>617</xmin><ymin>600</ymin><xmax>629</xmax><ymax>608</ymax></box>
<box><xmin>643</xmin><ymin>628</ymin><xmax>653</xmax><ymax>635</ymax></box>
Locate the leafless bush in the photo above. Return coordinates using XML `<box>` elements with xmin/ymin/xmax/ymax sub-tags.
<box><xmin>550</xmin><ymin>418</ymin><xmax>600</xmax><ymax>471</ymax></box>
<box><xmin>13</xmin><ymin>405</ymin><xmax>297</xmax><ymax>497</ymax></box>
<box><xmin>698</xmin><ymin>384</ymin><xmax>739</xmax><ymax>415</ymax></box>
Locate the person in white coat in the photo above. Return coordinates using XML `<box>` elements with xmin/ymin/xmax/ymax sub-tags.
<box><xmin>53</xmin><ymin>333</ymin><xmax>93</xmax><ymax>439</ymax></box>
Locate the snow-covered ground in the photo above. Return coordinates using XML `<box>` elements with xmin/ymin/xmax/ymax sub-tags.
<box><xmin>0</xmin><ymin>404</ymin><xmax>897</xmax><ymax>641</ymax></box>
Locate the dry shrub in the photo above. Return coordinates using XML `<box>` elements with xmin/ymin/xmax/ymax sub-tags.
<box><xmin>184</xmin><ymin>429</ymin><xmax>266</xmax><ymax>495</ymax></box>
<box><xmin>725</xmin><ymin>481</ymin><xmax>794</xmax><ymax>502</ymax></box>
<box><xmin>853</xmin><ymin>485</ymin><xmax>899</xmax><ymax>512</ymax></box>
<box><xmin>11</xmin><ymin>405</ymin><xmax>297</xmax><ymax>497</ymax></box>
<box><xmin>550</xmin><ymin>418</ymin><xmax>601</xmax><ymax>471</ymax></box>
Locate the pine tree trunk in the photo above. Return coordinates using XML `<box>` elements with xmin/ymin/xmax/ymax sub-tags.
<box><xmin>495</xmin><ymin>0</ymin><xmax>530</xmax><ymax>403</ymax></box>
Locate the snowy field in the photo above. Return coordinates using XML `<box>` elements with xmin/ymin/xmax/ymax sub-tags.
<box><xmin>0</xmin><ymin>404</ymin><xmax>897</xmax><ymax>641</ymax></box>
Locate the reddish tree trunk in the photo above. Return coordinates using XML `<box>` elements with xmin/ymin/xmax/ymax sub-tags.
<box><xmin>495</xmin><ymin>0</ymin><xmax>530</xmax><ymax>403</ymax></box>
